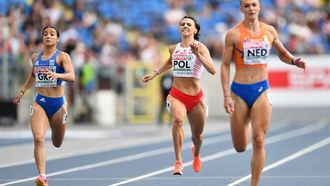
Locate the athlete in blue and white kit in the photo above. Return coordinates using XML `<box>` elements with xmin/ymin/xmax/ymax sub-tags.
<box><xmin>13</xmin><ymin>26</ymin><xmax>75</xmax><ymax>186</ymax></box>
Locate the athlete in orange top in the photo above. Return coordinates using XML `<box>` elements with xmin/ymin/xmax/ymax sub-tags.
<box><xmin>220</xmin><ymin>0</ymin><xmax>306</xmax><ymax>185</ymax></box>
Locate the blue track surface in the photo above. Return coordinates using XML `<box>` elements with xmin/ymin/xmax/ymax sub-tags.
<box><xmin>0</xmin><ymin>116</ymin><xmax>330</xmax><ymax>186</ymax></box>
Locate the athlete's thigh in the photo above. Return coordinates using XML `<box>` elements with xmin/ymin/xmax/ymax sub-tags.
<box><xmin>30</xmin><ymin>102</ymin><xmax>49</xmax><ymax>137</ymax></box>
<box><xmin>230</xmin><ymin>93</ymin><xmax>251</xmax><ymax>143</ymax></box>
<box><xmin>250</xmin><ymin>92</ymin><xmax>272</xmax><ymax>135</ymax></box>
<box><xmin>231</xmin><ymin>93</ymin><xmax>250</xmax><ymax>132</ymax></box>
<box><xmin>49</xmin><ymin>104</ymin><xmax>67</xmax><ymax>136</ymax></box>
<box><xmin>167</xmin><ymin>95</ymin><xmax>186</xmax><ymax>120</ymax></box>
<box><xmin>187</xmin><ymin>103</ymin><xmax>205</xmax><ymax>134</ymax></box>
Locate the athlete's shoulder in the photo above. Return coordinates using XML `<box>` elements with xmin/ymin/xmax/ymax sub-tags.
<box><xmin>225</xmin><ymin>24</ymin><xmax>241</xmax><ymax>44</ymax></box>
<box><xmin>261</xmin><ymin>22</ymin><xmax>276</xmax><ymax>33</ymax></box>
<box><xmin>30</xmin><ymin>53</ymin><xmax>39</xmax><ymax>64</ymax></box>
<box><xmin>261</xmin><ymin>22</ymin><xmax>277</xmax><ymax>39</ymax></box>
<box><xmin>168</xmin><ymin>44</ymin><xmax>178</xmax><ymax>54</ymax></box>
<box><xmin>58</xmin><ymin>50</ymin><xmax>71</xmax><ymax>59</ymax></box>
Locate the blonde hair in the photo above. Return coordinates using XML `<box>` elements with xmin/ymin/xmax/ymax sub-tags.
<box><xmin>240</xmin><ymin>0</ymin><xmax>260</xmax><ymax>5</ymax></box>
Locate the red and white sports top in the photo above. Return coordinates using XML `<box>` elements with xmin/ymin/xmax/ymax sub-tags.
<box><xmin>233</xmin><ymin>22</ymin><xmax>272</xmax><ymax>69</ymax></box>
<box><xmin>172</xmin><ymin>43</ymin><xmax>204</xmax><ymax>79</ymax></box>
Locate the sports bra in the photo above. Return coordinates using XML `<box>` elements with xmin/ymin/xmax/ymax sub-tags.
<box><xmin>34</xmin><ymin>50</ymin><xmax>65</xmax><ymax>87</ymax></box>
<box><xmin>233</xmin><ymin>22</ymin><xmax>272</xmax><ymax>69</ymax></box>
<box><xmin>172</xmin><ymin>43</ymin><xmax>204</xmax><ymax>79</ymax></box>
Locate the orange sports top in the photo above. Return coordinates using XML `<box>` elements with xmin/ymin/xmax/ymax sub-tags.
<box><xmin>233</xmin><ymin>22</ymin><xmax>272</xmax><ymax>69</ymax></box>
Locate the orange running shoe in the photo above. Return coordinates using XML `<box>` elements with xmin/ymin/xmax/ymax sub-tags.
<box><xmin>35</xmin><ymin>175</ymin><xmax>48</xmax><ymax>186</ymax></box>
<box><xmin>191</xmin><ymin>144</ymin><xmax>195</xmax><ymax>154</ymax></box>
<box><xmin>173</xmin><ymin>160</ymin><xmax>183</xmax><ymax>175</ymax></box>
<box><xmin>191</xmin><ymin>145</ymin><xmax>202</xmax><ymax>173</ymax></box>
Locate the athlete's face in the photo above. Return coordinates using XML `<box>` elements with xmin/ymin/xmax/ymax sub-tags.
<box><xmin>42</xmin><ymin>28</ymin><xmax>58</xmax><ymax>47</ymax></box>
<box><xmin>240</xmin><ymin>0</ymin><xmax>260</xmax><ymax>20</ymax></box>
<box><xmin>179</xmin><ymin>18</ymin><xmax>197</xmax><ymax>38</ymax></box>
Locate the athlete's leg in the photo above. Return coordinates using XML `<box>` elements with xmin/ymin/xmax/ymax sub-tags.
<box><xmin>167</xmin><ymin>95</ymin><xmax>187</xmax><ymax>162</ymax></box>
<box><xmin>187</xmin><ymin>102</ymin><xmax>206</xmax><ymax>157</ymax></box>
<box><xmin>49</xmin><ymin>103</ymin><xmax>67</xmax><ymax>148</ymax></box>
<box><xmin>30</xmin><ymin>102</ymin><xmax>49</xmax><ymax>175</ymax></box>
<box><xmin>230</xmin><ymin>93</ymin><xmax>251</xmax><ymax>152</ymax></box>
<box><xmin>250</xmin><ymin>92</ymin><xmax>272</xmax><ymax>186</ymax></box>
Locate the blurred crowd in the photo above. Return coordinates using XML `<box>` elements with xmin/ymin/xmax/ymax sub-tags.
<box><xmin>1</xmin><ymin>0</ymin><xmax>330</xmax><ymax>122</ymax></box>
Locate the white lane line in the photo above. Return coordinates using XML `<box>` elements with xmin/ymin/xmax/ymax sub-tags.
<box><xmin>0</xmin><ymin>119</ymin><xmax>290</xmax><ymax>169</ymax></box>
<box><xmin>0</xmin><ymin>123</ymin><xmax>233</xmax><ymax>169</ymax></box>
<box><xmin>0</xmin><ymin>119</ymin><xmax>304</xmax><ymax>186</ymax></box>
<box><xmin>226</xmin><ymin>136</ymin><xmax>330</xmax><ymax>186</ymax></box>
<box><xmin>0</xmin><ymin>127</ymin><xmax>232</xmax><ymax>186</ymax></box>
<box><xmin>107</xmin><ymin>120</ymin><xmax>327</xmax><ymax>186</ymax></box>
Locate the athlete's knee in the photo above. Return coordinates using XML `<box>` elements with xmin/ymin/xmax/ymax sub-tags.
<box><xmin>34</xmin><ymin>134</ymin><xmax>45</xmax><ymax>145</ymax></box>
<box><xmin>233</xmin><ymin>141</ymin><xmax>247</xmax><ymax>152</ymax></box>
<box><xmin>51</xmin><ymin>134</ymin><xmax>64</xmax><ymax>148</ymax></box>
<box><xmin>234</xmin><ymin>145</ymin><xmax>246</xmax><ymax>153</ymax></box>
<box><xmin>172</xmin><ymin>116</ymin><xmax>184</xmax><ymax>127</ymax></box>
<box><xmin>52</xmin><ymin>140</ymin><xmax>62</xmax><ymax>148</ymax></box>
<box><xmin>253</xmin><ymin>135</ymin><xmax>265</xmax><ymax>150</ymax></box>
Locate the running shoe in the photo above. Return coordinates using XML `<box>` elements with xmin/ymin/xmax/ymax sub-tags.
<box><xmin>35</xmin><ymin>175</ymin><xmax>48</xmax><ymax>186</ymax></box>
<box><xmin>173</xmin><ymin>160</ymin><xmax>183</xmax><ymax>175</ymax></box>
<box><xmin>191</xmin><ymin>145</ymin><xmax>202</xmax><ymax>173</ymax></box>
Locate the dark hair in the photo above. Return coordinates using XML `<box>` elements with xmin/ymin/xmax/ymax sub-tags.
<box><xmin>42</xmin><ymin>26</ymin><xmax>60</xmax><ymax>38</ymax></box>
<box><xmin>180</xmin><ymin>16</ymin><xmax>200</xmax><ymax>41</ymax></box>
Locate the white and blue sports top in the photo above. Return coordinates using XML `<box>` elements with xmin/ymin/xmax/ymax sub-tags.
<box><xmin>34</xmin><ymin>50</ymin><xmax>65</xmax><ymax>87</ymax></box>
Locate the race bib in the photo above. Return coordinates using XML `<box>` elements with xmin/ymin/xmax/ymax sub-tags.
<box><xmin>35</xmin><ymin>66</ymin><xmax>57</xmax><ymax>87</ymax></box>
<box><xmin>243</xmin><ymin>36</ymin><xmax>270</xmax><ymax>65</ymax></box>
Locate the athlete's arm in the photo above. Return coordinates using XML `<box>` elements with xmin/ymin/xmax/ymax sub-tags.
<box><xmin>13</xmin><ymin>54</ymin><xmax>37</xmax><ymax>104</ymax></box>
<box><xmin>156</xmin><ymin>45</ymin><xmax>175</xmax><ymax>75</ymax></box>
<box><xmin>47</xmin><ymin>52</ymin><xmax>75</xmax><ymax>82</ymax></box>
<box><xmin>269</xmin><ymin>25</ymin><xmax>307</xmax><ymax>70</ymax></box>
<box><xmin>141</xmin><ymin>45</ymin><xmax>174</xmax><ymax>83</ymax></box>
<box><xmin>221</xmin><ymin>29</ymin><xmax>236</xmax><ymax>114</ymax></box>
<box><xmin>192</xmin><ymin>42</ymin><xmax>216</xmax><ymax>75</ymax></box>
<box><xmin>221</xmin><ymin>30</ymin><xmax>235</xmax><ymax>98</ymax></box>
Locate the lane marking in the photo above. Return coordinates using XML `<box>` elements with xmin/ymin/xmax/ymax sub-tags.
<box><xmin>226</xmin><ymin>136</ymin><xmax>330</xmax><ymax>186</ymax></box>
<box><xmin>108</xmin><ymin>120</ymin><xmax>327</xmax><ymax>186</ymax></box>
<box><xmin>0</xmin><ymin>119</ymin><xmax>309</xmax><ymax>186</ymax></box>
<box><xmin>0</xmin><ymin>119</ymin><xmax>289</xmax><ymax>169</ymax></box>
<box><xmin>0</xmin><ymin>125</ymin><xmax>230</xmax><ymax>169</ymax></box>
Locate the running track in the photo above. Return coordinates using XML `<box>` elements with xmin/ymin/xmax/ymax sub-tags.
<box><xmin>0</xmin><ymin>108</ymin><xmax>330</xmax><ymax>186</ymax></box>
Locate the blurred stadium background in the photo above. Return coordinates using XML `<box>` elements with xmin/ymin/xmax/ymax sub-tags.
<box><xmin>0</xmin><ymin>0</ymin><xmax>329</xmax><ymax>127</ymax></box>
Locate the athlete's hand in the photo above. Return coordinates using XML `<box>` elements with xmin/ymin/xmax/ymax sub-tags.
<box><xmin>13</xmin><ymin>91</ymin><xmax>24</xmax><ymax>105</ymax></box>
<box><xmin>224</xmin><ymin>96</ymin><xmax>234</xmax><ymax>115</ymax></box>
<box><xmin>46</xmin><ymin>70</ymin><xmax>58</xmax><ymax>81</ymax></box>
<box><xmin>293</xmin><ymin>58</ymin><xmax>307</xmax><ymax>72</ymax></box>
<box><xmin>141</xmin><ymin>72</ymin><xmax>157</xmax><ymax>83</ymax></box>
<box><xmin>190</xmin><ymin>41</ymin><xmax>199</xmax><ymax>56</ymax></box>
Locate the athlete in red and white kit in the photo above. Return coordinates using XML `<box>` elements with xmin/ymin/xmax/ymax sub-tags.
<box><xmin>142</xmin><ymin>16</ymin><xmax>216</xmax><ymax>175</ymax></box>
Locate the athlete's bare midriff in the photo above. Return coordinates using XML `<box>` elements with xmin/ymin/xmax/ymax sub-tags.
<box><xmin>37</xmin><ymin>86</ymin><xmax>65</xmax><ymax>98</ymax></box>
<box><xmin>233</xmin><ymin>66</ymin><xmax>268</xmax><ymax>84</ymax></box>
<box><xmin>172</xmin><ymin>77</ymin><xmax>201</xmax><ymax>95</ymax></box>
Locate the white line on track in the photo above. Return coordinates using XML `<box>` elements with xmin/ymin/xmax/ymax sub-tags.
<box><xmin>0</xmin><ymin>123</ymin><xmax>233</xmax><ymax>169</ymax></box>
<box><xmin>226</xmin><ymin>136</ymin><xmax>330</xmax><ymax>186</ymax></box>
<box><xmin>107</xmin><ymin>120</ymin><xmax>327</xmax><ymax>186</ymax></box>
<box><xmin>0</xmin><ymin>119</ymin><xmax>321</xmax><ymax>186</ymax></box>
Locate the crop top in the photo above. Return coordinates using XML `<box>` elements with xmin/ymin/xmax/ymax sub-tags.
<box><xmin>172</xmin><ymin>43</ymin><xmax>204</xmax><ymax>79</ymax></box>
<box><xmin>34</xmin><ymin>50</ymin><xmax>65</xmax><ymax>87</ymax></box>
<box><xmin>233</xmin><ymin>22</ymin><xmax>272</xmax><ymax>69</ymax></box>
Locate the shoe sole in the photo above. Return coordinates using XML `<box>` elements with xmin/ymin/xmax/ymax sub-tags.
<box><xmin>173</xmin><ymin>172</ymin><xmax>183</xmax><ymax>175</ymax></box>
<box><xmin>35</xmin><ymin>179</ymin><xmax>47</xmax><ymax>186</ymax></box>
